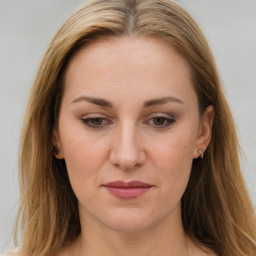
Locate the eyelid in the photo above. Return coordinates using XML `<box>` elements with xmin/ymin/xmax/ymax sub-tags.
<box><xmin>145</xmin><ymin>112</ymin><xmax>175</xmax><ymax>121</ymax></box>
<box><xmin>80</xmin><ymin>113</ymin><xmax>113</xmax><ymax>128</ymax></box>
<box><xmin>147</xmin><ymin>112</ymin><xmax>174</xmax><ymax>118</ymax></box>
<box><xmin>144</xmin><ymin>113</ymin><xmax>176</xmax><ymax>129</ymax></box>
<box><xmin>81</xmin><ymin>117</ymin><xmax>112</xmax><ymax>128</ymax></box>
<box><xmin>80</xmin><ymin>112</ymin><xmax>176</xmax><ymax>129</ymax></box>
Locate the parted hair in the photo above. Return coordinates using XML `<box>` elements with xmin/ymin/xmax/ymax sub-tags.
<box><xmin>14</xmin><ymin>0</ymin><xmax>256</xmax><ymax>256</ymax></box>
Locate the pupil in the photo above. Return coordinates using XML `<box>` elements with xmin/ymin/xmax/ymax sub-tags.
<box><xmin>93</xmin><ymin>118</ymin><xmax>102</xmax><ymax>125</ymax></box>
<box><xmin>154</xmin><ymin>117</ymin><xmax>164</xmax><ymax>125</ymax></box>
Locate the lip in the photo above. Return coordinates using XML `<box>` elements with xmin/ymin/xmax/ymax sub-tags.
<box><xmin>102</xmin><ymin>180</ymin><xmax>153</xmax><ymax>199</ymax></box>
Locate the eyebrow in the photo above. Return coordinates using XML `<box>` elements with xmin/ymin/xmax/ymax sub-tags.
<box><xmin>72</xmin><ymin>96</ymin><xmax>113</xmax><ymax>107</ymax></box>
<box><xmin>143</xmin><ymin>96</ymin><xmax>184</xmax><ymax>107</ymax></box>
<box><xmin>71</xmin><ymin>96</ymin><xmax>183</xmax><ymax>107</ymax></box>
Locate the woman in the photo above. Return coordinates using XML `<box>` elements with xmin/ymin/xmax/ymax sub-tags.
<box><xmin>6</xmin><ymin>0</ymin><xmax>256</xmax><ymax>255</ymax></box>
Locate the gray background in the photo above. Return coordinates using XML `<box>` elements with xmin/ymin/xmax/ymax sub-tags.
<box><xmin>0</xmin><ymin>0</ymin><xmax>255</xmax><ymax>252</ymax></box>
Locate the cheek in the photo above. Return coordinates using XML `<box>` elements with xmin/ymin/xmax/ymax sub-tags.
<box><xmin>64</xmin><ymin>138</ymin><xmax>107</xmax><ymax>171</ymax></box>
<box><xmin>151</xmin><ymin>128</ymin><xmax>196</xmax><ymax>167</ymax></box>
<box><xmin>155</xmin><ymin>142</ymin><xmax>193</xmax><ymax>181</ymax></box>
<box><xmin>149</xmin><ymin>130</ymin><xmax>197</xmax><ymax>197</ymax></box>
<box><xmin>59</xmin><ymin>124</ymin><xmax>110</xmax><ymax>192</ymax></box>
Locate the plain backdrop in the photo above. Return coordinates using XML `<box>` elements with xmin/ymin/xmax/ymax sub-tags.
<box><xmin>0</xmin><ymin>0</ymin><xmax>255</xmax><ymax>252</ymax></box>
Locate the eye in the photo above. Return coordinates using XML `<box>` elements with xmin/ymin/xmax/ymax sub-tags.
<box><xmin>147</xmin><ymin>116</ymin><xmax>175</xmax><ymax>128</ymax></box>
<box><xmin>81</xmin><ymin>117</ymin><xmax>111</xmax><ymax>128</ymax></box>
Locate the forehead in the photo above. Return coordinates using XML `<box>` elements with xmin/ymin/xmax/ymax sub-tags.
<box><xmin>63</xmin><ymin>36</ymin><xmax>196</xmax><ymax>108</ymax></box>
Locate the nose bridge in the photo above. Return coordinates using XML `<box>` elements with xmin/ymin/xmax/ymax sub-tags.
<box><xmin>119</xmin><ymin>123</ymin><xmax>138</xmax><ymax>153</ymax></box>
<box><xmin>109</xmin><ymin>120</ymin><xmax>145</xmax><ymax>170</ymax></box>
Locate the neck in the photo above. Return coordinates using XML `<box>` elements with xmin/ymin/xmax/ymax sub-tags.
<box><xmin>72</xmin><ymin>207</ymin><xmax>190</xmax><ymax>256</ymax></box>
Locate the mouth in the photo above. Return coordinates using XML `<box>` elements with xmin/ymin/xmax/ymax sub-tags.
<box><xmin>102</xmin><ymin>180</ymin><xmax>153</xmax><ymax>199</ymax></box>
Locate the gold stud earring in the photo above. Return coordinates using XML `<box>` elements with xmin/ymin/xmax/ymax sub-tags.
<box><xmin>198</xmin><ymin>149</ymin><xmax>204</xmax><ymax>159</ymax></box>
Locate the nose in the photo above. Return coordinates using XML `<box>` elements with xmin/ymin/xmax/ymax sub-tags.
<box><xmin>109</xmin><ymin>124</ymin><xmax>146</xmax><ymax>171</ymax></box>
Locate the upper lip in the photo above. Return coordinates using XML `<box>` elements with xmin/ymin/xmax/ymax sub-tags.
<box><xmin>103</xmin><ymin>180</ymin><xmax>153</xmax><ymax>188</ymax></box>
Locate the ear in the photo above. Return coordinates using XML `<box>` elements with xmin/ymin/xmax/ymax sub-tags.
<box><xmin>52</xmin><ymin>128</ymin><xmax>64</xmax><ymax>159</ymax></box>
<box><xmin>193</xmin><ymin>105</ymin><xmax>214</xmax><ymax>159</ymax></box>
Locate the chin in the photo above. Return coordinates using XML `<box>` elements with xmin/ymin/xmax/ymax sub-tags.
<box><xmin>105</xmin><ymin>220</ymin><xmax>152</xmax><ymax>233</ymax></box>
<box><xmin>99</xmin><ymin>208</ymin><xmax>163</xmax><ymax>233</ymax></box>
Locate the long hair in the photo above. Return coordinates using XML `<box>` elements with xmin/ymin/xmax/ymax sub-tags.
<box><xmin>14</xmin><ymin>0</ymin><xmax>256</xmax><ymax>255</ymax></box>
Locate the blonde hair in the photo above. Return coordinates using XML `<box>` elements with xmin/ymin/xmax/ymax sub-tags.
<box><xmin>15</xmin><ymin>0</ymin><xmax>256</xmax><ymax>255</ymax></box>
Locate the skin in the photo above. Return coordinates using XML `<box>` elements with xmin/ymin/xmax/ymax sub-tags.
<box><xmin>54</xmin><ymin>36</ymin><xmax>214</xmax><ymax>256</ymax></box>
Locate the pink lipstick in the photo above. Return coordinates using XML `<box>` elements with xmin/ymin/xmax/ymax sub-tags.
<box><xmin>103</xmin><ymin>180</ymin><xmax>153</xmax><ymax>199</ymax></box>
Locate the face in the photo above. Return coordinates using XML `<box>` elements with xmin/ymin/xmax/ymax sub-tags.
<box><xmin>54</xmin><ymin>36</ymin><xmax>213</xmax><ymax>234</ymax></box>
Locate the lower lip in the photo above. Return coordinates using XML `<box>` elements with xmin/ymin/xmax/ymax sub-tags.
<box><xmin>104</xmin><ymin>186</ymin><xmax>151</xmax><ymax>199</ymax></box>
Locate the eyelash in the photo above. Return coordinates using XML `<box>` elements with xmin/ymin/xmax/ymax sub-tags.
<box><xmin>81</xmin><ymin>115</ymin><xmax>175</xmax><ymax>129</ymax></box>
<box><xmin>81</xmin><ymin>118</ymin><xmax>111</xmax><ymax>128</ymax></box>
<box><xmin>146</xmin><ymin>116</ymin><xmax>175</xmax><ymax>128</ymax></box>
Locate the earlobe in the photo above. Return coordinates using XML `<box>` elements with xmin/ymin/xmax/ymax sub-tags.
<box><xmin>193</xmin><ymin>105</ymin><xmax>214</xmax><ymax>159</ymax></box>
<box><xmin>52</xmin><ymin>129</ymin><xmax>64</xmax><ymax>159</ymax></box>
